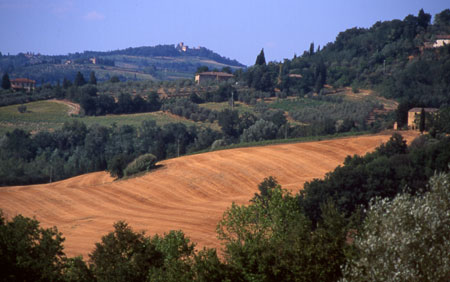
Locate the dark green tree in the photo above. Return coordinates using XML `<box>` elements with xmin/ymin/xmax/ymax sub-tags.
<box><xmin>62</xmin><ymin>77</ymin><xmax>72</xmax><ymax>89</ymax></box>
<box><xmin>109</xmin><ymin>76</ymin><xmax>120</xmax><ymax>83</ymax></box>
<box><xmin>419</xmin><ymin>107</ymin><xmax>426</xmax><ymax>133</ymax></box>
<box><xmin>196</xmin><ymin>66</ymin><xmax>209</xmax><ymax>73</ymax></box>
<box><xmin>417</xmin><ymin>8</ymin><xmax>431</xmax><ymax>29</ymax></box>
<box><xmin>434</xmin><ymin>9</ymin><xmax>450</xmax><ymax>27</ymax></box>
<box><xmin>255</xmin><ymin>48</ymin><xmax>266</xmax><ymax>66</ymax></box>
<box><xmin>2</xmin><ymin>72</ymin><xmax>11</xmax><ymax>89</ymax></box>
<box><xmin>309</xmin><ymin>42</ymin><xmax>315</xmax><ymax>55</ymax></box>
<box><xmin>74</xmin><ymin>71</ymin><xmax>86</xmax><ymax>87</ymax></box>
<box><xmin>218</xmin><ymin>109</ymin><xmax>240</xmax><ymax>138</ymax></box>
<box><xmin>89</xmin><ymin>71</ymin><xmax>97</xmax><ymax>85</ymax></box>
<box><xmin>147</xmin><ymin>92</ymin><xmax>161</xmax><ymax>112</ymax></box>
<box><xmin>0</xmin><ymin>211</ymin><xmax>66</xmax><ymax>281</ymax></box>
<box><xmin>89</xmin><ymin>221</ymin><xmax>164</xmax><ymax>282</ymax></box>
<box><xmin>217</xmin><ymin>178</ymin><xmax>349</xmax><ymax>281</ymax></box>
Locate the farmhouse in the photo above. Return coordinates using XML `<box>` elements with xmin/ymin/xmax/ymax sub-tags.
<box><xmin>433</xmin><ymin>35</ymin><xmax>450</xmax><ymax>48</ymax></box>
<box><xmin>407</xmin><ymin>107</ymin><xmax>438</xmax><ymax>130</ymax></box>
<box><xmin>10</xmin><ymin>78</ymin><xmax>36</xmax><ymax>92</ymax></box>
<box><xmin>195</xmin><ymin>71</ymin><xmax>234</xmax><ymax>84</ymax></box>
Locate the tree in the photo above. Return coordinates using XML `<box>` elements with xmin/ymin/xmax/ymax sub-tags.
<box><xmin>217</xmin><ymin>109</ymin><xmax>240</xmax><ymax>138</ymax></box>
<box><xmin>74</xmin><ymin>71</ymin><xmax>86</xmax><ymax>87</ymax></box>
<box><xmin>89</xmin><ymin>71</ymin><xmax>97</xmax><ymax>85</ymax></box>
<box><xmin>342</xmin><ymin>172</ymin><xmax>450</xmax><ymax>281</ymax></box>
<box><xmin>147</xmin><ymin>92</ymin><xmax>161</xmax><ymax>112</ymax></box>
<box><xmin>62</xmin><ymin>77</ymin><xmax>72</xmax><ymax>89</ymax></box>
<box><xmin>419</xmin><ymin>107</ymin><xmax>426</xmax><ymax>133</ymax></box>
<box><xmin>89</xmin><ymin>221</ymin><xmax>164</xmax><ymax>282</ymax></box>
<box><xmin>417</xmin><ymin>8</ymin><xmax>431</xmax><ymax>29</ymax></box>
<box><xmin>255</xmin><ymin>48</ymin><xmax>266</xmax><ymax>66</ymax></box>
<box><xmin>240</xmin><ymin>119</ymin><xmax>278</xmax><ymax>142</ymax></box>
<box><xmin>2</xmin><ymin>72</ymin><xmax>11</xmax><ymax>89</ymax></box>
<box><xmin>123</xmin><ymin>153</ymin><xmax>157</xmax><ymax>177</ymax></box>
<box><xmin>107</xmin><ymin>154</ymin><xmax>130</xmax><ymax>178</ymax></box>
<box><xmin>196</xmin><ymin>66</ymin><xmax>209</xmax><ymax>73</ymax></box>
<box><xmin>376</xmin><ymin>132</ymin><xmax>407</xmax><ymax>156</ymax></box>
<box><xmin>434</xmin><ymin>9</ymin><xmax>450</xmax><ymax>27</ymax></box>
<box><xmin>309</xmin><ymin>42</ymin><xmax>315</xmax><ymax>55</ymax></box>
<box><xmin>109</xmin><ymin>76</ymin><xmax>120</xmax><ymax>83</ymax></box>
<box><xmin>0</xmin><ymin>211</ymin><xmax>66</xmax><ymax>281</ymax></box>
<box><xmin>217</xmin><ymin>177</ymin><xmax>349</xmax><ymax>281</ymax></box>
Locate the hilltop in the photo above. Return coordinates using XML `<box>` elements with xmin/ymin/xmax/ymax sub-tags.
<box><xmin>0</xmin><ymin>43</ymin><xmax>245</xmax><ymax>83</ymax></box>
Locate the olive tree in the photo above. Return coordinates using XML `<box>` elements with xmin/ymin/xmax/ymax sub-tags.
<box><xmin>342</xmin><ymin>172</ymin><xmax>450</xmax><ymax>281</ymax></box>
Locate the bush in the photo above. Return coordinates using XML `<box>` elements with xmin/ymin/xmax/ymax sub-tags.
<box><xmin>123</xmin><ymin>153</ymin><xmax>157</xmax><ymax>177</ymax></box>
<box><xmin>17</xmin><ymin>104</ymin><xmax>27</xmax><ymax>113</ymax></box>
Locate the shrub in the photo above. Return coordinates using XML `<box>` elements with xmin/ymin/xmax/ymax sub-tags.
<box><xmin>17</xmin><ymin>104</ymin><xmax>27</xmax><ymax>113</ymax></box>
<box><xmin>123</xmin><ymin>153</ymin><xmax>157</xmax><ymax>177</ymax></box>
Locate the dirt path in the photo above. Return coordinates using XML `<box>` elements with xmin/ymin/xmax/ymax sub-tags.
<box><xmin>0</xmin><ymin>131</ymin><xmax>419</xmax><ymax>258</ymax></box>
<box><xmin>50</xmin><ymin>99</ymin><xmax>80</xmax><ymax>116</ymax></box>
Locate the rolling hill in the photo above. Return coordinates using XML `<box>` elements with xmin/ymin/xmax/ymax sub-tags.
<box><xmin>0</xmin><ymin>130</ymin><xmax>419</xmax><ymax>258</ymax></box>
<box><xmin>0</xmin><ymin>43</ymin><xmax>245</xmax><ymax>83</ymax></box>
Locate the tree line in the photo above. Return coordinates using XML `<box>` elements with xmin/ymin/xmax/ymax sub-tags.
<box><xmin>0</xmin><ymin>120</ymin><xmax>221</xmax><ymax>186</ymax></box>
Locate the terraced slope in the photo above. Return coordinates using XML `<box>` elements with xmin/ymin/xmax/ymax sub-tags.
<box><xmin>0</xmin><ymin>131</ymin><xmax>419</xmax><ymax>258</ymax></box>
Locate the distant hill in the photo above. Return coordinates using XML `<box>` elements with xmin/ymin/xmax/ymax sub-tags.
<box><xmin>0</xmin><ymin>43</ymin><xmax>245</xmax><ymax>84</ymax></box>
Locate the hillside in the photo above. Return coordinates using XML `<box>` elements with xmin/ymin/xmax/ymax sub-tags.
<box><xmin>0</xmin><ymin>131</ymin><xmax>419</xmax><ymax>258</ymax></box>
<box><xmin>244</xmin><ymin>9</ymin><xmax>450</xmax><ymax>128</ymax></box>
<box><xmin>0</xmin><ymin>43</ymin><xmax>245</xmax><ymax>83</ymax></box>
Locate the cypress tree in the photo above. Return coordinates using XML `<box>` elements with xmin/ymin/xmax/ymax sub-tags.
<box><xmin>419</xmin><ymin>108</ymin><xmax>426</xmax><ymax>133</ymax></box>
<box><xmin>74</xmin><ymin>71</ymin><xmax>86</xmax><ymax>87</ymax></box>
<box><xmin>62</xmin><ymin>77</ymin><xmax>72</xmax><ymax>89</ymax></box>
<box><xmin>309</xmin><ymin>42</ymin><xmax>315</xmax><ymax>55</ymax></box>
<box><xmin>89</xmin><ymin>71</ymin><xmax>97</xmax><ymax>85</ymax></box>
<box><xmin>255</xmin><ymin>49</ymin><xmax>266</xmax><ymax>66</ymax></box>
<box><xmin>2</xmin><ymin>73</ymin><xmax>11</xmax><ymax>89</ymax></box>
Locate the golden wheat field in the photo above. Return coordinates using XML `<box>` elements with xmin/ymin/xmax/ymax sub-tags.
<box><xmin>0</xmin><ymin>131</ymin><xmax>419</xmax><ymax>258</ymax></box>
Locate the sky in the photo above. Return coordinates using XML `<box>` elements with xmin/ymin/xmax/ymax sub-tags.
<box><xmin>0</xmin><ymin>0</ymin><xmax>448</xmax><ymax>66</ymax></box>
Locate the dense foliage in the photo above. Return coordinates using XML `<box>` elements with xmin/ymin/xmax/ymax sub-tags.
<box><xmin>0</xmin><ymin>120</ymin><xmax>221</xmax><ymax>186</ymax></box>
<box><xmin>299</xmin><ymin>133</ymin><xmax>450</xmax><ymax>224</ymax></box>
<box><xmin>0</xmin><ymin>211</ymin><xmax>67</xmax><ymax>281</ymax></box>
<box><xmin>284</xmin><ymin>9</ymin><xmax>450</xmax><ymax>112</ymax></box>
<box><xmin>342</xmin><ymin>172</ymin><xmax>450</xmax><ymax>281</ymax></box>
<box><xmin>217</xmin><ymin>178</ymin><xmax>349</xmax><ymax>281</ymax></box>
<box><xmin>123</xmin><ymin>154</ymin><xmax>157</xmax><ymax>177</ymax></box>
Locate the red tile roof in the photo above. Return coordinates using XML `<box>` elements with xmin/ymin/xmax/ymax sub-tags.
<box><xmin>11</xmin><ymin>78</ymin><xmax>36</xmax><ymax>84</ymax></box>
<box><xmin>436</xmin><ymin>35</ymin><xmax>450</xmax><ymax>40</ymax></box>
<box><xmin>197</xmin><ymin>72</ymin><xmax>234</xmax><ymax>77</ymax></box>
<box><xmin>408</xmin><ymin>107</ymin><xmax>438</xmax><ymax>113</ymax></box>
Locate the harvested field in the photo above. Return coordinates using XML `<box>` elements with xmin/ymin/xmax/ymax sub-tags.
<box><xmin>0</xmin><ymin>131</ymin><xmax>419</xmax><ymax>258</ymax></box>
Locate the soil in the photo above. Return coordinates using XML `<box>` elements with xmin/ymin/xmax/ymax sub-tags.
<box><xmin>0</xmin><ymin>130</ymin><xmax>419</xmax><ymax>258</ymax></box>
<box><xmin>50</xmin><ymin>99</ymin><xmax>81</xmax><ymax>116</ymax></box>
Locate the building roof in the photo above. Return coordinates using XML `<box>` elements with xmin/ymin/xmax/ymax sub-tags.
<box><xmin>436</xmin><ymin>35</ymin><xmax>450</xmax><ymax>40</ymax></box>
<box><xmin>196</xmin><ymin>71</ymin><xmax>234</xmax><ymax>77</ymax></box>
<box><xmin>11</xmin><ymin>78</ymin><xmax>36</xmax><ymax>84</ymax></box>
<box><xmin>408</xmin><ymin>107</ymin><xmax>438</xmax><ymax>113</ymax></box>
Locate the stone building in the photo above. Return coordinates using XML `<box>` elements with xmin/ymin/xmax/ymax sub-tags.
<box><xmin>195</xmin><ymin>71</ymin><xmax>234</xmax><ymax>84</ymax></box>
<box><xmin>407</xmin><ymin>107</ymin><xmax>438</xmax><ymax>130</ymax></box>
<box><xmin>10</xmin><ymin>78</ymin><xmax>36</xmax><ymax>92</ymax></box>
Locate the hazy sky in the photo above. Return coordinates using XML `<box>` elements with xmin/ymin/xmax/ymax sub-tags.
<box><xmin>0</xmin><ymin>0</ymin><xmax>448</xmax><ymax>65</ymax></box>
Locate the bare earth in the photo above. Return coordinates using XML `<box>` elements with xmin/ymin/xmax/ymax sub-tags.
<box><xmin>0</xmin><ymin>131</ymin><xmax>419</xmax><ymax>258</ymax></box>
<box><xmin>50</xmin><ymin>99</ymin><xmax>81</xmax><ymax>116</ymax></box>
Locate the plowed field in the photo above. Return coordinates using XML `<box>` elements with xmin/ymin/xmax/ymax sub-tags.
<box><xmin>0</xmin><ymin>131</ymin><xmax>419</xmax><ymax>258</ymax></box>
